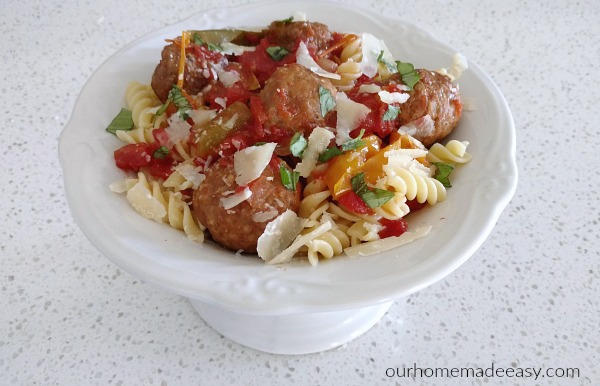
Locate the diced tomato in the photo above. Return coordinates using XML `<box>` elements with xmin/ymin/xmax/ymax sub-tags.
<box><xmin>113</xmin><ymin>142</ymin><xmax>174</xmax><ymax>180</ymax></box>
<box><xmin>216</xmin><ymin>131</ymin><xmax>253</xmax><ymax>157</ymax></box>
<box><xmin>148</xmin><ymin>155</ymin><xmax>174</xmax><ymax>180</ymax></box>
<box><xmin>237</xmin><ymin>38</ymin><xmax>295</xmax><ymax>85</ymax></box>
<box><xmin>114</xmin><ymin>143</ymin><xmax>153</xmax><ymax>171</ymax></box>
<box><xmin>377</xmin><ymin>218</ymin><xmax>408</xmax><ymax>239</ymax></box>
<box><xmin>337</xmin><ymin>190</ymin><xmax>374</xmax><ymax>215</ymax></box>
<box><xmin>406</xmin><ymin>199</ymin><xmax>427</xmax><ymax>212</ymax></box>
<box><xmin>152</xmin><ymin>127</ymin><xmax>170</xmax><ymax>146</ymax></box>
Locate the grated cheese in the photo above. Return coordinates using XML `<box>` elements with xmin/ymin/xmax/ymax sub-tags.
<box><xmin>234</xmin><ymin>142</ymin><xmax>277</xmax><ymax>186</ymax></box>
<box><xmin>294</xmin><ymin>127</ymin><xmax>334</xmax><ymax>177</ymax></box>
<box><xmin>335</xmin><ymin>92</ymin><xmax>370</xmax><ymax>145</ymax></box>
<box><xmin>220</xmin><ymin>187</ymin><xmax>252</xmax><ymax>210</ymax></box>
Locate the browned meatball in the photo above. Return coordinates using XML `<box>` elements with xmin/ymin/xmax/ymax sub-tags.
<box><xmin>260</xmin><ymin>64</ymin><xmax>336</xmax><ymax>139</ymax></box>
<box><xmin>151</xmin><ymin>41</ymin><xmax>226</xmax><ymax>102</ymax></box>
<box><xmin>264</xmin><ymin>20</ymin><xmax>333</xmax><ymax>52</ymax></box>
<box><xmin>192</xmin><ymin>157</ymin><xmax>301</xmax><ymax>253</ymax></box>
<box><xmin>398</xmin><ymin>69</ymin><xmax>462</xmax><ymax>147</ymax></box>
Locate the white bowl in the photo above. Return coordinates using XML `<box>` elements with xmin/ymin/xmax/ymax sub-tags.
<box><xmin>59</xmin><ymin>1</ymin><xmax>517</xmax><ymax>354</ymax></box>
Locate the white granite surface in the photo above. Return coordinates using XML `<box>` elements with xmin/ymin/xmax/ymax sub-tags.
<box><xmin>1</xmin><ymin>0</ymin><xmax>599</xmax><ymax>384</ymax></box>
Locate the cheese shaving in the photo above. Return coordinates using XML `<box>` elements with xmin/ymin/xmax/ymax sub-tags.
<box><xmin>220</xmin><ymin>187</ymin><xmax>252</xmax><ymax>210</ymax></box>
<box><xmin>335</xmin><ymin>92</ymin><xmax>370</xmax><ymax>145</ymax></box>
<box><xmin>257</xmin><ymin>210</ymin><xmax>304</xmax><ymax>262</ymax></box>
<box><xmin>344</xmin><ymin>225</ymin><xmax>432</xmax><ymax>257</ymax></box>
<box><xmin>294</xmin><ymin>127</ymin><xmax>334</xmax><ymax>177</ymax></box>
<box><xmin>296</xmin><ymin>41</ymin><xmax>341</xmax><ymax>80</ymax></box>
<box><xmin>267</xmin><ymin>221</ymin><xmax>333</xmax><ymax>265</ymax></box>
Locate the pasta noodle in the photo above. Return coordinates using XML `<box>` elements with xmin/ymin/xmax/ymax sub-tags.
<box><xmin>379</xmin><ymin>169</ymin><xmax>447</xmax><ymax>205</ymax></box>
<box><xmin>115</xmin><ymin>81</ymin><xmax>165</xmax><ymax>144</ymax></box>
<box><xmin>112</xmin><ymin>171</ymin><xmax>205</xmax><ymax>242</ymax></box>
<box><xmin>427</xmin><ymin>140</ymin><xmax>472</xmax><ymax>164</ymax></box>
<box><xmin>331</xmin><ymin>35</ymin><xmax>362</xmax><ymax>91</ymax></box>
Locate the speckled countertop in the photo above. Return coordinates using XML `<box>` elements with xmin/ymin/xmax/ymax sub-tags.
<box><xmin>1</xmin><ymin>0</ymin><xmax>599</xmax><ymax>384</ymax></box>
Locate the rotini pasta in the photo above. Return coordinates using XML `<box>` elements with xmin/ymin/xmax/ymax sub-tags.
<box><xmin>111</xmin><ymin>171</ymin><xmax>205</xmax><ymax>242</ymax></box>
<box><xmin>379</xmin><ymin>169</ymin><xmax>447</xmax><ymax>205</ymax></box>
<box><xmin>115</xmin><ymin>81</ymin><xmax>166</xmax><ymax>144</ymax></box>
<box><xmin>331</xmin><ymin>35</ymin><xmax>362</xmax><ymax>91</ymax></box>
<box><xmin>427</xmin><ymin>140</ymin><xmax>472</xmax><ymax>164</ymax></box>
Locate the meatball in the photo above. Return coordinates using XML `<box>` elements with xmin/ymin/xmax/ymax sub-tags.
<box><xmin>260</xmin><ymin>64</ymin><xmax>336</xmax><ymax>140</ymax></box>
<box><xmin>264</xmin><ymin>20</ymin><xmax>333</xmax><ymax>53</ymax></box>
<box><xmin>151</xmin><ymin>41</ymin><xmax>226</xmax><ymax>102</ymax></box>
<box><xmin>398</xmin><ymin>69</ymin><xmax>462</xmax><ymax>147</ymax></box>
<box><xmin>192</xmin><ymin>157</ymin><xmax>301</xmax><ymax>253</ymax></box>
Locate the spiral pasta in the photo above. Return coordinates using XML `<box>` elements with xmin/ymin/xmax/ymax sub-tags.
<box><xmin>331</xmin><ymin>35</ymin><xmax>362</xmax><ymax>91</ymax></box>
<box><xmin>111</xmin><ymin>171</ymin><xmax>205</xmax><ymax>242</ymax></box>
<box><xmin>298</xmin><ymin>179</ymin><xmax>331</xmax><ymax>226</ymax></box>
<box><xmin>427</xmin><ymin>140</ymin><xmax>472</xmax><ymax>164</ymax></box>
<box><xmin>380</xmin><ymin>169</ymin><xmax>447</xmax><ymax>205</ymax></box>
<box><xmin>115</xmin><ymin>81</ymin><xmax>165</xmax><ymax>144</ymax></box>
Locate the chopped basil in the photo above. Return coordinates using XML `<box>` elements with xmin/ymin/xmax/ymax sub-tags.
<box><xmin>396</xmin><ymin>61</ymin><xmax>421</xmax><ymax>90</ymax></box>
<box><xmin>377</xmin><ymin>50</ymin><xmax>398</xmax><ymax>73</ymax></box>
<box><xmin>432</xmin><ymin>162</ymin><xmax>455</xmax><ymax>187</ymax></box>
<box><xmin>153</xmin><ymin>146</ymin><xmax>169</xmax><ymax>159</ymax></box>
<box><xmin>318</xmin><ymin>130</ymin><xmax>366</xmax><ymax>162</ymax></box>
<box><xmin>289</xmin><ymin>132</ymin><xmax>308</xmax><ymax>158</ymax></box>
<box><xmin>351</xmin><ymin>172</ymin><xmax>395</xmax><ymax>208</ymax></box>
<box><xmin>318</xmin><ymin>85</ymin><xmax>335</xmax><ymax>117</ymax></box>
<box><xmin>266</xmin><ymin>46</ymin><xmax>289</xmax><ymax>61</ymax></box>
<box><xmin>106</xmin><ymin>108</ymin><xmax>134</xmax><ymax>135</ymax></box>
<box><xmin>192</xmin><ymin>33</ymin><xmax>222</xmax><ymax>51</ymax></box>
<box><xmin>382</xmin><ymin>105</ymin><xmax>400</xmax><ymax>121</ymax></box>
<box><xmin>278</xmin><ymin>16</ymin><xmax>294</xmax><ymax>24</ymax></box>
<box><xmin>279</xmin><ymin>163</ymin><xmax>300</xmax><ymax>191</ymax></box>
<box><xmin>341</xmin><ymin>129</ymin><xmax>366</xmax><ymax>152</ymax></box>
<box><xmin>318</xmin><ymin>146</ymin><xmax>343</xmax><ymax>163</ymax></box>
<box><xmin>157</xmin><ymin>85</ymin><xmax>192</xmax><ymax>120</ymax></box>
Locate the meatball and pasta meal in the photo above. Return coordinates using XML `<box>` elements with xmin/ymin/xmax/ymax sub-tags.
<box><xmin>108</xmin><ymin>15</ymin><xmax>472</xmax><ymax>265</ymax></box>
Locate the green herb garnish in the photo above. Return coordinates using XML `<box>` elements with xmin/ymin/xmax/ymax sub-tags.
<box><xmin>278</xmin><ymin>16</ymin><xmax>294</xmax><ymax>24</ymax></box>
<box><xmin>266</xmin><ymin>46</ymin><xmax>289</xmax><ymax>61</ymax></box>
<box><xmin>279</xmin><ymin>163</ymin><xmax>300</xmax><ymax>191</ymax></box>
<box><xmin>396</xmin><ymin>61</ymin><xmax>421</xmax><ymax>90</ymax></box>
<box><xmin>432</xmin><ymin>162</ymin><xmax>455</xmax><ymax>187</ymax></box>
<box><xmin>153</xmin><ymin>146</ymin><xmax>169</xmax><ymax>159</ymax></box>
<box><xmin>157</xmin><ymin>85</ymin><xmax>192</xmax><ymax>120</ymax></box>
<box><xmin>377</xmin><ymin>50</ymin><xmax>398</xmax><ymax>73</ymax></box>
<box><xmin>106</xmin><ymin>108</ymin><xmax>134</xmax><ymax>135</ymax></box>
<box><xmin>351</xmin><ymin>172</ymin><xmax>395</xmax><ymax>208</ymax></box>
<box><xmin>382</xmin><ymin>105</ymin><xmax>400</xmax><ymax>121</ymax></box>
<box><xmin>192</xmin><ymin>33</ymin><xmax>222</xmax><ymax>51</ymax></box>
<box><xmin>289</xmin><ymin>132</ymin><xmax>308</xmax><ymax>158</ymax></box>
<box><xmin>341</xmin><ymin>129</ymin><xmax>366</xmax><ymax>152</ymax></box>
<box><xmin>318</xmin><ymin>130</ymin><xmax>366</xmax><ymax>162</ymax></box>
<box><xmin>318</xmin><ymin>147</ymin><xmax>343</xmax><ymax>163</ymax></box>
<box><xmin>318</xmin><ymin>85</ymin><xmax>336</xmax><ymax>117</ymax></box>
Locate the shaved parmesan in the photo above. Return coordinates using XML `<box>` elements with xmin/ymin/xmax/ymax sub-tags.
<box><xmin>189</xmin><ymin>109</ymin><xmax>217</xmax><ymax>126</ymax></box>
<box><xmin>358</xmin><ymin>84</ymin><xmax>381</xmax><ymax>94</ymax></box>
<box><xmin>234</xmin><ymin>142</ymin><xmax>277</xmax><ymax>186</ymax></box>
<box><xmin>296</xmin><ymin>41</ymin><xmax>341</xmax><ymax>80</ymax></box>
<box><xmin>294</xmin><ymin>127</ymin><xmax>334</xmax><ymax>177</ymax></box>
<box><xmin>220</xmin><ymin>187</ymin><xmax>252</xmax><ymax>210</ymax></box>
<box><xmin>267</xmin><ymin>221</ymin><xmax>333</xmax><ymax>265</ymax></box>
<box><xmin>335</xmin><ymin>92</ymin><xmax>370</xmax><ymax>145</ymax></box>
<box><xmin>378</xmin><ymin>90</ymin><xmax>410</xmax><ymax>104</ymax></box>
<box><xmin>126</xmin><ymin>181</ymin><xmax>166</xmax><ymax>222</ymax></box>
<box><xmin>220</xmin><ymin>42</ymin><xmax>256</xmax><ymax>56</ymax></box>
<box><xmin>293</xmin><ymin>11</ymin><xmax>307</xmax><ymax>21</ymax></box>
<box><xmin>398</xmin><ymin>115</ymin><xmax>435</xmax><ymax>138</ymax></box>
<box><xmin>165</xmin><ymin>114</ymin><xmax>192</xmax><ymax>148</ymax></box>
<box><xmin>257</xmin><ymin>210</ymin><xmax>304</xmax><ymax>262</ymax></box>
<box><xmin>360</xmin><ymin>33</ymin><xmax>394</xmax><ymax>78</ymax></box>
<box><xmin>344</xmin><ymin>225</ymin><xmax>432</xmax><ymax>257</ymax></box>
<box><xmin>174</xmin><ymin>163</ymin><xmax>205</xmax><ymax>189</ymax></box>
<box><xmin>436</xmin><ymin>53</ymin><xmax>468</xmax><ymax>82</ymax></box>
<box><xmin>218</xmin><ymin>70</ymin><xmax>241</xmax><ymax>87</ymax></box>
